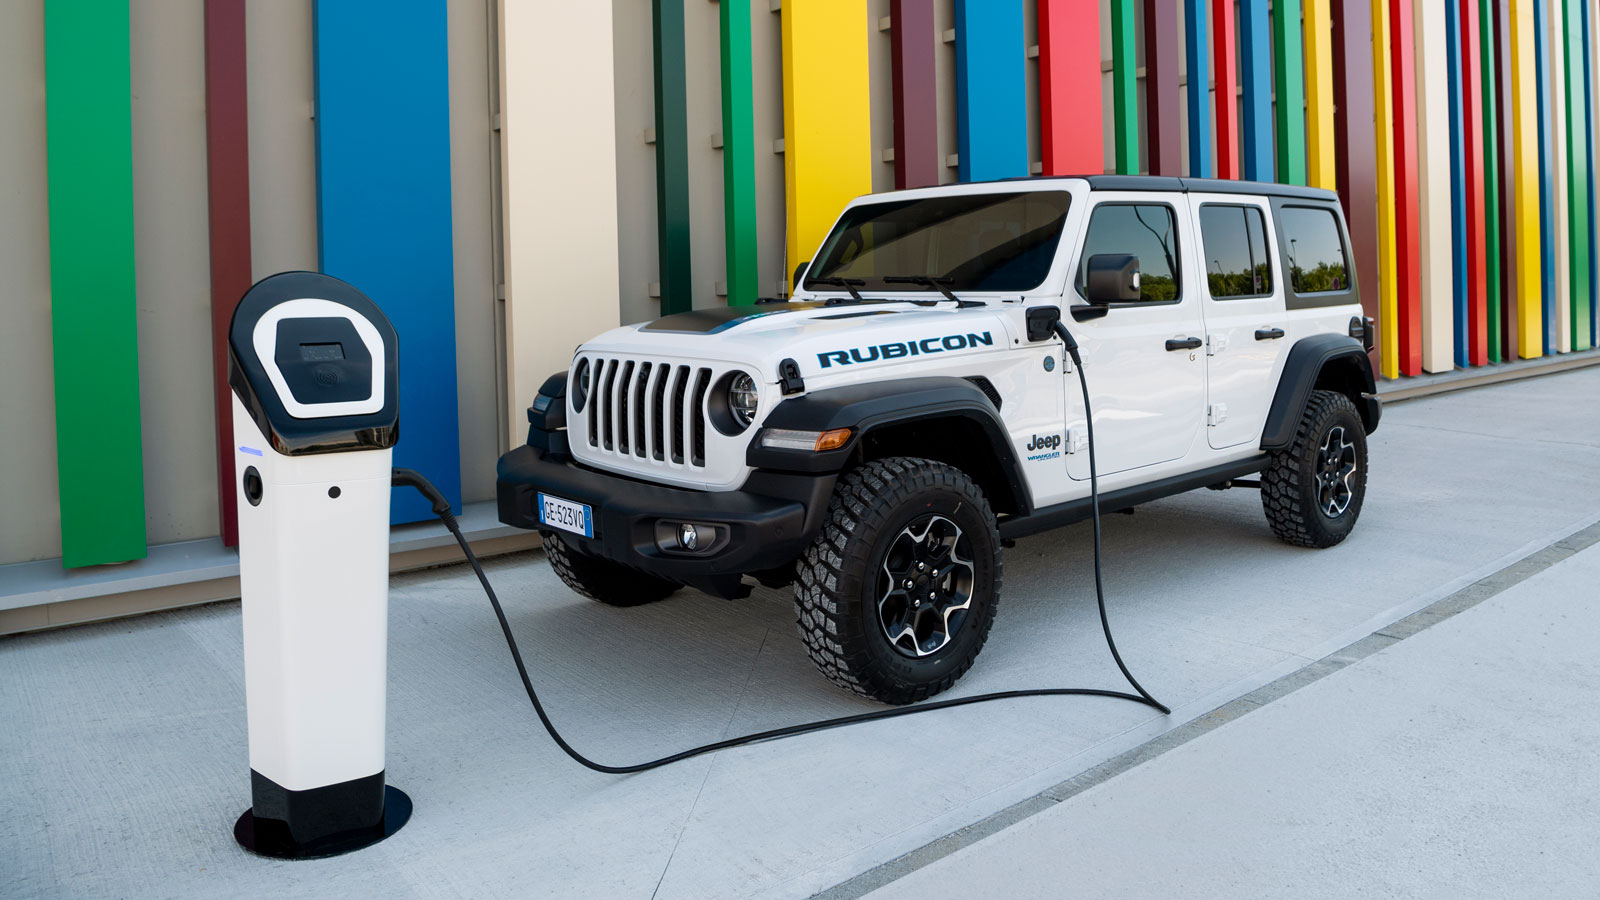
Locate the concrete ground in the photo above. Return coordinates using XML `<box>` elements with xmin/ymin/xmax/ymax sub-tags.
<box><xmin>862</xmin><ymin>541</ymin><xmax>1600</xmax><ymax>900</ymax></box>
<box><xmin>2</xmin><ymin>367</ymin><xmax>1598</xmax><ymax>900</ymax></box>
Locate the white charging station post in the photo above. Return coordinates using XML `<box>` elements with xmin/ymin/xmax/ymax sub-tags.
<box><xmin>228</xmin><ymin>271</ymin><xmax>409</xmax><ymax>859</ymax></box>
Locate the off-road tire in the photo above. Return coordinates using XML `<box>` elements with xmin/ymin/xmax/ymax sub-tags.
<box><xmin>794</xmin><ymin>458</ymin><xmax>1003</xmax><ymax>705</ymax></box>
<box><xmin>1262</xmin><ymin>389</ymin><xmax>1368</xmax><ymax>548</ymax></box>
<box><xmin>543</xmin><ymin>533</ymin><xmax>680</xmax><ymax>606</ymax></box>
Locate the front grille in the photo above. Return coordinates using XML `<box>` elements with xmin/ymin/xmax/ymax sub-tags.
<box><xmin>579</xmin><ymin>356</ymin><xmax>713</xmax><ymax>470</ymax></box>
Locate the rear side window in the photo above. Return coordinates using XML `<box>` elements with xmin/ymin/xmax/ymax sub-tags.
<box><xmin>1076</xmin><ymin>203</ymin><xmax>1181</xmax><ymax>302</ymax></box>
<box><xmin>1199</xmin><ymin>205</ymin><xmax>1273</xmax><ymax>299</ymax></box>
<box><xmin>1279</xmin><ymin>206</ymin><xmax>1350</xmax><ymax>294</ymax></box>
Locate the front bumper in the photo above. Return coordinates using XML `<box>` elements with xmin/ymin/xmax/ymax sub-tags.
<box><xmin>496</xmin><ymin>445</ymin><xmax>836</xmax><ymax>598</ymax></box>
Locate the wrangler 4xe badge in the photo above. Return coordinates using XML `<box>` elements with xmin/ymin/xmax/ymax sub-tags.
<box><xmin>817</xmin><ymin>331</ymin><xmax>995</xmax><ymax>369</ymax></box>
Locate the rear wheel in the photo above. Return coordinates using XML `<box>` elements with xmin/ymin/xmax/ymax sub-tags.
<box><xmin>794</xmin><ymin>458</ymin><xmax>1002</xmax><ymax>705</ymax></box>
<box><xmin>543</xmin><ymin>534</ymin><xmax>680</xmax><ymax>606</ymax></box>
<box><xmin>1262</xmin><ymin>389</ymin><xmax>1368</xmax><ymax>548</ymax></box>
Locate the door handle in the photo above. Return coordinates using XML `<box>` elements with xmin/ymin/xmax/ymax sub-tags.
<box><xmin>1255</xmin><ymin>327</ymin><xmax>1286</xmax><ymax>341</ymax></box>
<box><xmin>1165</xmin><ymin>337</ymin><xmax>1203</xmax><ymax>351</ymax></box>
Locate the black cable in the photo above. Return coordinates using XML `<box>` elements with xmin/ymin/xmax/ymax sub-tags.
<box><xmin>396</xmin><ymin>322</ymin><xmax>1168</xmax><ymax>776</ymax></box>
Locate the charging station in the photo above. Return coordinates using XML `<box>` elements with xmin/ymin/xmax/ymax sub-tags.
<box><xmin>228</xmin><ymin>271</ymin><xmax>410</xmax><ymax>859</ymax></box>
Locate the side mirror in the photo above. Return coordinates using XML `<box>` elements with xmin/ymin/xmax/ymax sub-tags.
<box><xmin>1084</xmin><ymin>254</ymin><xmax>1142</xmax><ymax>304</ymax></box>
<box><xmin>792</xmin><ymin>260</ymin><xmax>811</xmax><ymax>290</ymax></box>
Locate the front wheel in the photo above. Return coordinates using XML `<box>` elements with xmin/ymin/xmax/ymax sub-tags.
<box><xmin>794</xmin><ymin>458</ymin><xmax>1003</xmax><ymax>705</ymax></box>
<box><xmin>543</xmin><ymin>534</ymin><xmax>680</xmax><ymax>606</ymax></box>
<box><xmin>1261</xmin><ymin>389</ymin><xmax>1369</xmax><ymax>548</ymax></box>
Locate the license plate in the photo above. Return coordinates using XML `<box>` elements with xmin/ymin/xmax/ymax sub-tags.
<box><xmin>536</xmin><ymin>492</ymin><xmax>593</xmax><ymax>538</ymax></box>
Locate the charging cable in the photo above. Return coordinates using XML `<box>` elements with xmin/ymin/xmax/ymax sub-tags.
<box><xmin>393</xmin><ymin>318</ymin><xmax>1168</xmax><ymax>776</ymax></box>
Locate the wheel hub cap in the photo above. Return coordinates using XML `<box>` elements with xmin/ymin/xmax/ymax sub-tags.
<box><xmin>1316</xmin><ymin>426</ymin><xmax>1358</xmax><ymax>518</ymax></box>
<box><xmin>877</xmin><ymin>515</ymin><xmax>976</xmax><ymax>657</ymax></box>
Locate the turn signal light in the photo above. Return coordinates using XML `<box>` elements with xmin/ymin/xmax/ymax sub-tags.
<box><xmin>761</xmin><ymin>427</ymin><xmax>853</xmax><ymax>452</ymax></box>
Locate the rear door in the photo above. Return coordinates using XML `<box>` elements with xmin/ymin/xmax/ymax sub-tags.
<box><xmin>1064</xmin><ymin>192</ymin><xmax>1207</xmax><ymax>480</ymax></box>
<box><xmin>1188</xmin><ymin>194</ymin><xmax>1289</xmax><ymax>449</ymax></box>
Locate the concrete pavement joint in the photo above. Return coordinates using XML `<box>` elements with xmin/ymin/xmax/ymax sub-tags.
<box><xmin>813</xmin><ymin>519</ymin><xmax>1600</xmax><ymax>900</ymax></box>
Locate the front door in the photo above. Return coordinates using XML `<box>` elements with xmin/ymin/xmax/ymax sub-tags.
<box><xmin>1187</xmin><ymin>194</ymin><xmax>1290</xmax><ymax>449</ymax></box>
<box><xmin>1064</xmin><ymin>194</ymin><xmax>1207</xmax><ymax>480</ymax></box>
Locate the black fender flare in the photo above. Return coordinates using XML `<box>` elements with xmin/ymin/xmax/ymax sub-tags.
<box><xmin>1261</xmin><ymin>334</ymin><xmax>1380</xmax><ymax>451</ymax></box>
<box><xmin>747</xmin><ymin>376</ymin><xmax>1031</xmax><ymax>515</ymax></box>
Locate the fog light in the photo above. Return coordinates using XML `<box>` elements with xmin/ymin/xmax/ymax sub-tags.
<box><xmin>678</xmin><ymin>523</ymin><xmax>700</xmax><ymax>551</ymax></box>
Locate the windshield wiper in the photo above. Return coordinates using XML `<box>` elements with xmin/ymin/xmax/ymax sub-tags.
<box><xmin>882</xmin><ymin>275</ymin><xmax>983</xmax><ymax>307</ymax></box>
<box><xmin>807</xmin><ymin>276</ymin><xmax>866</xmax><ymax>303</ymax></box>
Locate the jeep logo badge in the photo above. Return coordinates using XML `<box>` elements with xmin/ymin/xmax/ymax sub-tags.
<box><xmin>1026</xmin><ymin>434</ymin><xmax>1061</xmax><ymax>452</ymax></box>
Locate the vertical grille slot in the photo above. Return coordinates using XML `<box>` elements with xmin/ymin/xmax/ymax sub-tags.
<box><xmin>586</xmin><ymin>357</ymin><xmax>600</xmax><ymax>447</ymax></box>
<box><xmin>690</xmin><ymin>368</ymin><xmax>710</xmax><ymax>466</ymax></box>
<box><xmin>601</xmin><ymin>358</ymin><xmax>618</xmax><ymax>450</ymax></box>
<box><xmin>650</xmin><ymin>364</ymin><xmax>668</xmax><ymax>461</ymax></box>
<box><xmin>632</xmin><ymin>362</ymin><xmax>652</xmax><ymax>458</ymax></box>
<box><xmin>616</xmin><ymin>361</ymin><xmax>634</xmax><ymax>454</ymax></box>
<box><xmin>669</xmin><ymin>365</ymin><xmax>689</xmax><ymax>464</ymax></box>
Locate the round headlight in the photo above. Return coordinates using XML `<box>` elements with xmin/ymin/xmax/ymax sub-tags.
<box><xmin>728</xmin><ymin>372</ymin><xmax>758</xmax><ymax>428</ymax></box>
<box><xmin>572</xmin><ymin>358</ymin><xmax>590</xmax><ymax>411</ymax></box>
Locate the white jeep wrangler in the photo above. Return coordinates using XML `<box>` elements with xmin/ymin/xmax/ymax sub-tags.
<box><xmin>498</xmin><ymin>175</ymin><xmax>1380</xmax><ymax>704</ymax></box>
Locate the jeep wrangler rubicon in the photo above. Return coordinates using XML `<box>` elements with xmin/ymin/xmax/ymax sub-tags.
<box><xmin>497</xmin><ymin>175</ymin><xmax>1380</xmax><ymax>705</ymax></box>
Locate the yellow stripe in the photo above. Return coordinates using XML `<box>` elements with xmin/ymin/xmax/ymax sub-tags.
<box><xmin>1373</xmin><ymin>0</ymin><xmax>1399</xmax><ymax>379</ymax></box>
<box><xmin>782</xmin><ymin>1</ymin><xmax>873</xmax><ymax>291</ymax></box>
<box><xmin>1414</xmin><ymin>0</ymin><xmax>1456</xmax><ymax>372</ymax></box>
<box><xmin>1304</xmin><ymin>0</ymin><xmax>1337</xmax><ymax>189</ymax></box>
<box><xmin>1511</xmin><ymin>0</ymin><xmax>1544</xmax><ymax>359</ymax></box>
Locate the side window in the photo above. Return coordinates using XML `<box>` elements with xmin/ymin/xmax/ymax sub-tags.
<box><xmin>1279</xmin><ymin>206</ymin><xmax>1350</xmax><ymax>293</ymax></box>
<box><xmin>1076</xmin><ymin>203</ymin><xmax>1181</xmax><ymax>302</ymax></box>
<box><xmin>1199</xmin><ymin>205</ymin><xmax>1273</xmax><ymax>299</ymax></box>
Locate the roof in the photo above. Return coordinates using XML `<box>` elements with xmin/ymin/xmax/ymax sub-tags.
<box><xmin>968</xmin><ymin>173</ymin><xmax>1341</xmax><ymax>204</ymax></box>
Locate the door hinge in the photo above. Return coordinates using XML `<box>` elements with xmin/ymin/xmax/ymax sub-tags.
<box><xmin>1208</xmin><ymin>403</ymin><xmax>1228</xmax><ymax>426</ymax></box>
<box><xmin>1064</xmin><ymin>428</ymin><xmax>1089</xmax><ymax>454</ymax></box>
<box><xmin>1207</xmin><ymin>333</ymin><xmax>1228</xmax><ymax>355</ymax></box>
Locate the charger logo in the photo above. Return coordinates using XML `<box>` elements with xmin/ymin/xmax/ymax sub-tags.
<box><xmin>1025</xmin><ymin>433</ymin><xmax>1061</xmax><ymax>461</ymax></box>
<box><xmin>817</xmin><ymin>331</ymin><xmax>994</xmax><ymax>369</ymax></box>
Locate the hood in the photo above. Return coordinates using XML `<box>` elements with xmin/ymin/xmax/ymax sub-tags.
<box><xmin>576</xmin><ymin>300</ymin><xmax>1019</xmax><ymax>385</ymax></box>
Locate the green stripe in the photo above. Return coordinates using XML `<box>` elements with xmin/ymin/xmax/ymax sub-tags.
<box><xmin>1110</xmin><ymin>0</ymin><xmax>1138</xmax><ymax>174</ymax></box>
<box><xmin>720</xmin><ymin>0</ymin><xmax>758</xmax><ymax>305</ymax></box>
<box><xmin>45</xmin><ymin>0</ymin><xmax>146</xmax><ymax>567</ymax></box>
<box><xmin>653</xmin><ymin>0</ymin><xmax>692</xmax><ymax>314</ymax></box>
<box><xmin>1565</xmin><ymin>0</ymin><xmax>1593</xmax><ymax>350</ymax></box>
<box><xmin>1273</xmin><ymin>0</ymin><xmax>1308</xmax><ymax>185</ymax></box>
<box><xmin>1481</xmin><ymin>0</ymin><xmax>1503</xmax><ymax>362</ymax></box>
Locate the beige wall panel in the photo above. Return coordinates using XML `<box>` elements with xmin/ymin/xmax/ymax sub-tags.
<box><xmin>244</xmin><ymin>1</ymin><xmax>318</xmax><ymax>278</ymax></box>
<box><xmin>0</xmin><ymin>0</ymin><xmax>62</xmax><ymax>564</ymax></box>
<box><xmin>131</xmin><ymin>0</ymin><xmax>222</xmax><ymax>544</ymax></box>
<box><xmin>499</xmin><ymin>0</ymin><xmax>623</xmax><ymax>442</ymax></box>
<box><xmin>870</xmin><ymin>0</ymin><xmax>895</xmax><ymax>195</ymax></box>
<box><xmin>752</xmin><ymin>1</ymin><xmax>788</xmax><ymax>296</ymax></box>
<box><xmin>687</xmin><ymin>0</ymin><xmax>729</xmax><ymax>308</ymax></box>
<box><xmin>1551</xmin><ymin>1</ymin><xmax>1572</xmax><ymax>353</ymax></box>
<box><xmin>1413</xmin><ymin>0</ymin><xmax>1455</xmax><ymax>372</ymax></box>
<box><xmin>612</xmin><ymin>0</ymin><xmax>660</xmax><ymax>324</ymax></box>
<box><xmin>447</xmin><ymin>0</ymin><xmax>500</xmax><ymax>498</ymax></box>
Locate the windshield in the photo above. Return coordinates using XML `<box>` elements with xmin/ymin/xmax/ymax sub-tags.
<box><xmin>805</xmin><ymin>190</ymin><xmax>1072</xmax><ymax>294</ymax></box>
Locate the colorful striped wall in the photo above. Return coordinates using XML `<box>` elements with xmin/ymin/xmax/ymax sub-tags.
<box><xmin>27</xmin><ymin>0</ymin><xmax>1600</xmax><ymax>568</ymax></box>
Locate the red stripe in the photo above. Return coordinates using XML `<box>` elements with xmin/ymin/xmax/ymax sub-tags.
<box><xmin>1332</xmin><ymin>0</ymin><xmax>1380</xmax><ymax>369</ymax></box>
<box><xmin>1212</xmin><ymin>0</ymin><xmax>1240</xmax><ymax>179</ymax></box>
<box><xmin>1143</xmin><ymin>0</ymin><xmax>1183</xmax><ymax>175</ymax></box>
<box><xmin>1039</xmin><ymin>0</ymin><xmax>1104</xmax><ymax>175</ymax></box>
<box><xmin>1460</xmin><ymin>0</ymin><xmax>1489</xmax><ymax>366</ymax></box>
<box><xmin>891</xmin><ymin>0</ymin><xmax>940</xmax><ymax>189</ymax></box>
<box><xmin>204</xmin><ymin>0</ymin><xmax>252</xmax><ymax>547</ymax></box>
<box><xmin>1390</xmin><ymin>0</ymin><xmax>1423</xmax><ymax>375</ymax></box>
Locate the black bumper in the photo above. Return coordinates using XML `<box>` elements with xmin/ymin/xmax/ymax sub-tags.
<box><xmin>496</xmin><ymin>445</ymin><xmax>836</xmax><ymax>597</ymax></box>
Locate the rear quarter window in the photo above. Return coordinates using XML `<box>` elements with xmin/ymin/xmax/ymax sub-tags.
<box><xmin>1278</xmin><ymin>206</ymin><xmax>1350</xmax><ymax>294</ymax></box>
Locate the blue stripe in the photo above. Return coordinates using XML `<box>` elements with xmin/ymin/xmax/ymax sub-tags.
<box><xmin>1448</xmin><ymin>4</ymin><xmax>1471</xmax><ymax>367</ymax></box>
<box><xmin>314</xmin><ymin>0</ymin><xmax>461</xmax><ymax>523</ymax></box>
<box><xmin>954</xmin><ymin>0</ymin><xmax>1028</xmax><ymax>182</ymax></box>
<box><xmin>1185</xmin><ymin>0</ymin><xmax>1213</xmax><ymax>178</ymax></box>
<box><xmin>1239</xmin><ymin>0</ymin><xmax>1275</xmax><ymax>181</ymax></box>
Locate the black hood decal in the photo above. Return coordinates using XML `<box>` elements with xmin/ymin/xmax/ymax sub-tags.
<box><xmin>640</xmin><ymin>302</ymin><xmax>824</xmax><ymax>334</ymax></box>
